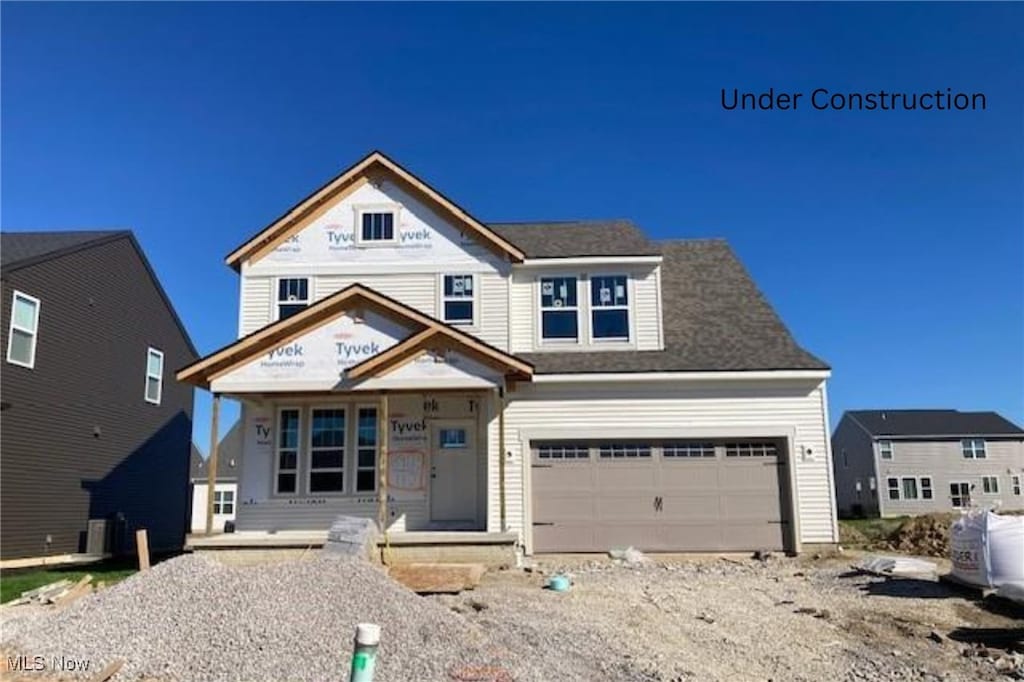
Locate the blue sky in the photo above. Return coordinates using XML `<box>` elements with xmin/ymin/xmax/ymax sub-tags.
<box><xmin>3</xmin><ymin>2</ymin><xmax>1022</xmax><ymax>452</ymax></box>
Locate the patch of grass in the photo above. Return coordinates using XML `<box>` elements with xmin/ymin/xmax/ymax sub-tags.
<box><xmin>839</xmin><ymin>517</ymin><xmax>910</xmax><ymax>546</ymax></box>
<box><xmin>0</xmin><ymin>559</ymin><xmax>139</xmax><ymax>603</ymax></box>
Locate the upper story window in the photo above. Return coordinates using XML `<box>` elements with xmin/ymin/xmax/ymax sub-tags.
<box><xmin>878</xmin><ymin>440</ymin><xmax>893</xmax><ymax>460</ymax></box>
<box><xmin>961</xmin><ymin>438</ymin><xmax>987</xmax><ymax>459</ymax></box>
<box><xmin>6</xmin><ymin>290</ymin><xmax>40</xmax><ymax>369</ymax></box>
<box><xmin>277</xmin><ymin>278</ymin><xmax>309</xmax><ymax>320</ymax></box>
<box><xmin>145</xmin><ymin>348</ymin><xmax>164</xmax><ymax>405</ymax></box>
<box><xmin>590</xmin><ymin>275</ymin><xmax>630</xmax><ymax>341</ymax></box>
<box><xmin>540</xmin><ymin>276</ymin><xmax>578</xmax><ymax>341</ymax></box>
<box><xmin>359</xmin><ymin>211</ymin><xmax>396</xmax><ymax>243</ymax></box>
<box><xmin>442</xmin><ymin>274</ymin><xmax>475</xmax><ymax>326</ymax></box>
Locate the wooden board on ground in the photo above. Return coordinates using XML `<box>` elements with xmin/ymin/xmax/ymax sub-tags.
<box><xmin>388</xmin><ymin>563</ymin><xmax>486</xmax><ymax>594</ymax></box>
<box><xmin>55</xmin><ymin>574</ymin><xmax>94</xmax><ymax>608</ymax></box>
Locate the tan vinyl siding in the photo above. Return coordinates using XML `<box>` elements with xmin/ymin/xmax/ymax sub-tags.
<box><xmin>634</xmin><ymin>265</ymin><xmax>662</xmax><ymax>350</ymax></box>
<box><xmin>877</xmin><ymin>439</ymin><xmax>1024</xmax><ymax>516</ymax></box>
<box><xmin>496</xmin><ymin>379</ymin><xmax>837</xmax><ymax>545</ymax></box>
<box><xmin>476</xmin><ymin>270</ymin><xmax>509</xmax><ymax>350</ymax></box>
<box><xmin>239</xmin><ymin>277</ymin><xmax>273</xmax><ymax>336</ymax></box>
<box><xmin>508</xmin><ymin>270</ymin><xmax>534</xmax><ymax>352</ymax></box>
<box><xmin>315</xmin><ymin>274</ymin><xmax>436</xmax><ymax>314</ymax></box>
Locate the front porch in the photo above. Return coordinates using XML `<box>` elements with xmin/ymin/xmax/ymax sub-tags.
<box><xmin>185</xmin><ymin>529</ymin><xmax>519</xmax><ymax>567</ymax></box>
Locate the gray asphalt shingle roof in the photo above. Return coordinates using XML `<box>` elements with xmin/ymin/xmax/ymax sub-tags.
<box><xmin>847</xmin><ymin>410</ymin><xmax>1024</xmax><ymax>437</ymax></box>
<box><xmin>488</xmin><ymin>220</ymin><xmax>662</xmax><ymax>259</ymax></box>
<box><xmin>1</xmin><ymin>230</ymin><xmax>128</xmax><ymax>270</ymax></box>
<box><xmin>514</xmin><ymin>238</ymin><xmax>827</xmax><ymax>373</ymax></box>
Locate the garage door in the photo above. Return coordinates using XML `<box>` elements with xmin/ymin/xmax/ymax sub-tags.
<box><xmin>530</xmin><ymin>439</ymin><xmax>790</xmax><ymax>553</ymax></box>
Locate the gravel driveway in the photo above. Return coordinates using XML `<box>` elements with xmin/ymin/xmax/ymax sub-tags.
<box><xmin>1</xmin><ymin>552</ymin><xmax>1020</xmax><ymax>681</ymax></box>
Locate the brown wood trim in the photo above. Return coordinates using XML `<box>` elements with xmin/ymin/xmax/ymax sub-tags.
<box><xmin>225</xmin><ymin>152</ymin><xmax>525</xmax><ymax>269</ymax></box>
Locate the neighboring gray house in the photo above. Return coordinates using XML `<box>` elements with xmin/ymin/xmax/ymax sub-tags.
<box><xmin>189</xmin><ymin>422</ymin><xmax>242</xmax><ymax>533</ymax></box>
<box><xmin>832</xmin><ymin>409</ymin><xmax>1024</xmax><ymax>518</ymax></box>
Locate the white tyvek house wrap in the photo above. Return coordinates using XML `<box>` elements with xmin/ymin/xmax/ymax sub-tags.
<box><xmin>250</xmin><ymin>179</ymin><xmax>498</xmax><ymax>269</ymax></box>
<box><xmin>211</xmin><ymin>310</ymin><xmax>411</xmax><ymax>393</ymax></box>
<box><xmin>355</xmin><ymin>350</ymin><xmax>504</xmax><ymax>391</ymax></box>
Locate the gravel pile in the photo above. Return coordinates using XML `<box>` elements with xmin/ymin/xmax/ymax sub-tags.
<box><xmin>0</xmin><ymin>554</ymin><xmax>624</xmax><ymax>681</ymax></box>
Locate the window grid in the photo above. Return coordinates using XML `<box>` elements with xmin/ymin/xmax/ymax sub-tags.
<box><xmin>982</xmin><ymin>475</ymin><xmax>999</xmax><ymax>494</ymax></box>
<box><xmin>277</xmin><ymin>278</ymin><xmax>309</xmax><ymax>320</ymax></box>
<box><xmin>537</xmin><ymin>443</ymin><xmax>590</xmax><ymax>460</ymax></box>
<box><xmin>6</xmin><ymin>291</ymin><xmax>40</xmax><ymax>368</ymax></box>
<box><xmin>145</xmin><ymin>348</ymin><xmax>164</xmax><ymax>405</ymax></box>
<box><xmin>442</xmin><ymin>274</ymin><xmax>475</xmax><ymax>325</ymax></box>
<box><xmin>360</xmin><ymin>212</ymin><xmax>395</xmax><ymax>242</ymax></box>
<box><xmin>1013</xmin><ymin>475</ymin><xmax>1022</xmax><ymax>496</ymax></box>
<box><xmin>440</xmin><ymin>428</ymin><xmax>467</xmax><ymax>449</ymax></box>
<box><xmin>921</xmin><ymin>477</ymin><xmax>933</xmax><ymax>500</ymax></box>
<box><xmin>590</xmin><ymin>274</ymin><xmax>630</xmax><ymax>341</ymax></box>
<box><xmin>309</xmin><ymin>408</ymin><xmax>346</xmax><ymax>493</ymax></box>
<box><xmin>276</xmin><ymin>409</ymin><xmax>300</xmax><ymax>494</ymax></box>
<box><xmin>356</xmin><ymin>407</ymin><xmax>378</xmax><ymax>493</ymax></box>
<box><xmin>950</xmin><ymin>482</ymin><xmax>971</xmax><ymax>508</ymax></box>
<box><xmin>961</xmin><ymin>439</ymin><xmax>987</xmax><ymax>459</ymax></box>
<box><xmin>213</xmin><ymin>489</ymin><xmax>235</xmax><ymax>515</ymax></box>
<box><xmin>540</xmin><ymin>276</ymin><xmax>579</xmax><ymax>341</ymax></box>
<box><xmin>879</xmin><ymin>440</ymin><xmax>893</xmax><ymax>460</ymax></box>
<box><xmin>887</xmin><ymin>477</ymin><xmax>900</xmax><ymax>500</ymax></box>
<box><xmin>662</xmin><ymin>442</ymin><xmax>716</xmax><ymax>458</ymax></box>
<box><xmin>598</xmin><ymin>443</ymin><xmax>651</xmax><ymax>459</ymax></box>
<box><xmin>724</xmin><ymin>442</ymin><xmax>778</xmax><ymax>458</ymax></box>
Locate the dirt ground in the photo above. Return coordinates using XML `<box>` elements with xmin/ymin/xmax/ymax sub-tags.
<box><xmin>434</xmin><ymin>552</ymin><xmax>1023</xmax><ymax>682</ymax></box>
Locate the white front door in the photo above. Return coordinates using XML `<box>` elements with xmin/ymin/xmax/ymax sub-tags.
<box><xmin>430</xmin><ymin>420</ymin><xmax>478</xmax><ymax>523</ymax></box>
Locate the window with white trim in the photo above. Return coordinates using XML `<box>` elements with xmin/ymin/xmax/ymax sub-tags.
<box><xmin>982</xmin><ymin>475</ymin><xmax>999</xmax><ymax>494</ymax></box>
<box><xmin>442</xmin><ymin>274</ymin><xmax>475</xmax><ymax>326</ymax></box>
<box><xmin>887</xmin><ymin>477</ymin><xmax>900</xmax><ymax>500</ymax></box>
<box><xmin>921</xmin><ymin>477</ymin><xmax>933</xmax><ymax>500</ymax></box>
<box><xmin>276</xmin><ymin>409</ymin><xmax>300</xmax><ymax>494</ymax></box>
<box><xmin>599</xmin><ymin>443</ymin><xmax>651</xmax><ymax>458</ymax></box>
<box><xmin>277</xmin><ymin>278</ymin><xmax>309</xmax><ymax>320</ymax></box>
<box><xmin>663</xmin><ymin>442</ymin><xmax>715</xmax><ymax>458</ymax></box>
<box><xmin>590</xmin><ymin>275</ymin><xmax>629</xmax><ymax>341</ymax></box>
<box><xmin>879</xmin><ymin>440</ymin><xmax>893</xmax><ymax>460</ymax></box>
<box><xmin>1013</xmin><ymin>475</ymin><xmax>1022</xmax><ymax>496</ymax></box>
<box><xmin>213</xmin><ymin>489</ymin><xmax>235</xmax><ymax>515</ymax></box>
<box><xmin>7</xmin><ymin>291</ymin><xmax>40</xmax><ymax>368</ymax></box>
<box><xmin>950</xmin><ymin>482</ymin><xmax>970</xmax><ymax>508</ymax></box>
<box><xmin>356</xmin><ymin>407</ymin><xmax>378</xmax><ymax>492</ymax></box>
<box><xmin>540</xmin><ymin>276</ymin><xmax>578</xmax><ymax>341</ymax></box>
<box><xmin>537</xmin><ymin>443</ymin><xmax>590</xmax><ymax>460</ymax></box>
<box><xmin>359</xmin><ymin>211</ymin><xmax>396</xmax><ymax>243</ymax></box>
<box><xmin>309</xmin><ymin>408</ymin><xmax>345</xmax><ymax>493</ymax></box>
<box><xmin>439</xmin><ymin>428</ymin><xmax>467</xmax><ymax>449</ymax></box>
<box><xmin>145</xmin><ymin>348</ymin><xmax>164</xmax><ymax>405</ymax></box>
<box><xmin>725</xmin><ymin>442</ymin><xmax>778</xmax><ymax>457</ymax></box>
<box><xmin>962</xmin><ymin>439</ymin><xmax>987</xmax><ymax>459</ymax></box>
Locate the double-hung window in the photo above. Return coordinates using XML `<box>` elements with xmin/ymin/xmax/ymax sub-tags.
<box><xmin>540</xmin><ymin>276</ymin><xmax>578</xmax><ymax>341</ymax></box>
<box><xmin>920</xmin><ymin>477</ymin><xmax>933</xmax><ymax>500</ymax></box>
<box><xmin>145</xmin><ymin>348</ymin><xmax>164</xmax><ymax>405</ymax></box>
<box><xmin>878</xmin><ymin>440</ymin><xmax>893</xmax><ymax>460</ymax></box>
<box><xmin>277</xmin><ymin>278</ymin><xmax>309</xmax><ymax>320</ymax></box>
<box><xmin>982</xmin><ymin>475</ymin><xmax>999</xmax><ymax>494</ymax></box>
<box><xmin>276</xmin><ymin>409</ymin><xmax>300</xmax><ymax>494</ymax></box>
<box><xmin>1013</xmin><ymin>475</ymin><xmax>1022</xmax><ymax>496</ymax></box>
<box><xmin>359</xmin><ymin>211</ymin><xmax>396</xmax><ymax>243</ymax></box>
<box><xmin>442</xmin><ymin>274</ymin><xmax>474</xmax><ymax>326</ymax></box>
<box><xmin>901</xmin><ymin>477</ymin><xmax>919</xmax><ymax>500</ymax></box>
<box><xmin>887</xmin><ymin>477</ymin><xmax>900</xmax><ymax>500</ymax></box>
<box><xmin>6</xmin><ymin>291</ymin><xmax>40</xmax><ymax>368</ymax></box>
<box><xmin>309</xmin><ymin>408</ymin><xmax>346</xmax><ymax>493</ymax></box>
<box><xmin>962</xmin><ymin>439</ymin><xmax>987</xmax><ymax>459</ymax></box>
<box><xmin>590</xmin><ymin>275</ymin><xmax>630</xmax><ymax>341</ymax></box>
<box><xmin>356</xmin><ymin>407</ymin><xmax>378</xmax><ymax>492</ymax></box>
<box><xmin>213</xmin><ymin>489</ymin><xmax>235</xmax><ymax>515</ymax></box>
<box><xmin>950</xmin><ymin>482</ymin><xmax>971</xmax><ymax>508</ymax></box>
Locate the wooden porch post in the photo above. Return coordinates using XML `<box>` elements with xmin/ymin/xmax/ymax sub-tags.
<box><xmin>205</xmin><ymin>393</ymin><xmax>221</xmax><ymax>536</ymax></box>
<box><xmin>377</xmin><ymin>393</ymin><xmax>390</xmax><ymax>538</ymax></box>
<box><xmin>498</xmin><ymin>381</ymin><xmax>507</xmax><ymax>532</ymax></box>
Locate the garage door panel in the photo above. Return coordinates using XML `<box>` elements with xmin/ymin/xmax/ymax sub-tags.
<box><xmin>531</xmin><ymin>439</ymin><xmax>790</xmax><ymax>553</ymax></box>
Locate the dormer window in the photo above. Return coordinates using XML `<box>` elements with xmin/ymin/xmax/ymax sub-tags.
<box><xmin>442</xmin><ymin>274</ymin><xmax>475</xmax><ymax>326</ymax></box>
<box><xmin>590</xmin><ymin>275</ymin><xmax>630</xmax><ymax>340</ymax></box>
<box><xmin>540</xmin><ymin>276</ymin><xmax>578</xmax><ymax>341</ymax></box>
<box><xmin>277</xmin><ymin>278</ymin><xmax>309</xmax><ymax>320</ymax></box>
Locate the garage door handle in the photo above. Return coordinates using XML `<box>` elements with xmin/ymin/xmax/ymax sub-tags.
<box><xmin>532</xmin><ymin>522</ymin><xmax>555</xmax><ymax>527</ymax></box>
<box><xmin>531</xmin><ymin>464</ymin><xmax>553</xmax><ymax>469</ymax></box>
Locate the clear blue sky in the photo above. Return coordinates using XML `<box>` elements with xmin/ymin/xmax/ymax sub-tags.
<box><xmin>3</xmin><ymin>2</ymin><xmax>1022</xmax><ymax>453</ymax></box>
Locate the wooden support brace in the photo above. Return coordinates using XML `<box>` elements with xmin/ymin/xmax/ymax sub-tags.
<box><xmin>206</xmin><ymin>393</ymin><xmax>221</xmax><ymax>536</ymax></box>
<box><xmin>136</xmin><ymin>529</ymin><xmax>150</xmax><ymax>571</ymax></box>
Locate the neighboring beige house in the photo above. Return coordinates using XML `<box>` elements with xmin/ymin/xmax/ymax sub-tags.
<box><xmin>832</xmin><ymin>409</ymin><xmax>1024</xmax><ymax>518</ymax></box>
<box><xmin>176</xmin><ymin>151</ymin><xmax>838</xmax><ymax>556</ymax></box>
<box><xmin>189</xmin><ymin>423</ymin><xmax>242</xmax><ymax>532</ymax></box>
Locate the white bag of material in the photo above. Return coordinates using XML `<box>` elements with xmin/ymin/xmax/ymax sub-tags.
<box><xmin>997</xmin><ymin>582</ymin><xmax>1024</xmax><ymax>605</ymax></box>
<box><xmin>950</xmin><ymin>510</ymin><xmax>1024</xmax><ymax>588</ymax></box>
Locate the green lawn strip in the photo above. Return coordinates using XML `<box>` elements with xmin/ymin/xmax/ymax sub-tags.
<box><xmin>1</xmin><ymin>561</ymin><xmax>137</xmax><ymax>604</ymax></box>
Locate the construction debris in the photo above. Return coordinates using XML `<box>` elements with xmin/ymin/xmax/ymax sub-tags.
<box><xmin>387</xmin><ymin>563</ymin><xmax>486</xmax><ymax>594</ymax></box>
<box><xmin>5</xmin><ymin>575</ymin><xmax>96</xmax><ymax>607</ymax></box>
<box><xmin>323</xmin><ymin>515</ymin><xmax>378</xmax><ymax>559</ymax></box>
<box><xmin>855</xmin><ymin>556</ymin><xmax>938</xmax><ymax>579</ymax></box>
<box><xmin>609</xmin><ymin>546</ymin><xmax>648</xmax><ymax>565</ymax></box>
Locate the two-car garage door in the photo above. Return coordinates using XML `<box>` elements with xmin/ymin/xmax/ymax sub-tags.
<box><xmin>530</xmin><ymin>439</ymin><xmax>792</xmax><ymax>553</ymax></box>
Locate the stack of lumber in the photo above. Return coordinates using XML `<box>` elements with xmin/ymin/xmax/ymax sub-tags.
<box><xmin>5</xmin><ymin>574</ymin><xmax>94</xmax><ymax>607</ymax></box>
